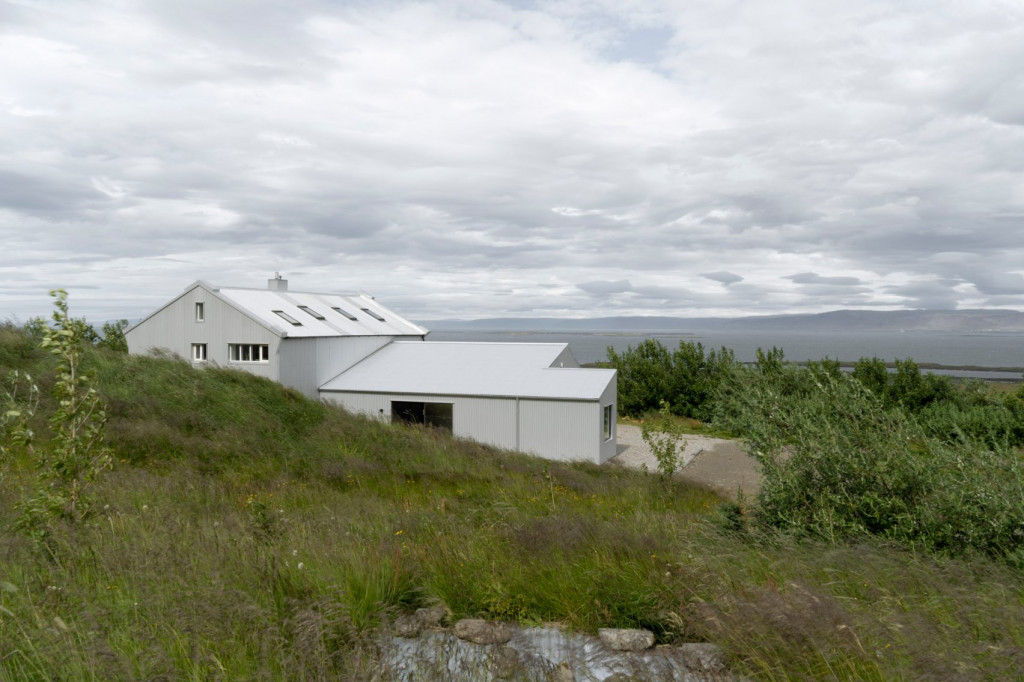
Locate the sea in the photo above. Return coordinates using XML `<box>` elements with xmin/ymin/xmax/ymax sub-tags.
<box><xmin>426</xmin><ymin>329</ymin><xmax>1024</xmax><ymax>381</ymax></box>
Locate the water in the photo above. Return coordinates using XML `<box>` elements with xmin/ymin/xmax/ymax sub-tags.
<box><xmin>426</xmin><ymin>329</ymin><xmax>1024</xmax><ymax>381</ymax></box>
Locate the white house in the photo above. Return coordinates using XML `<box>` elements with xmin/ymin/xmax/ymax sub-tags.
<box><xmin>126</xmin><ymin>277</ymin><xmax>618</xmax><ymax>464</ymax></box>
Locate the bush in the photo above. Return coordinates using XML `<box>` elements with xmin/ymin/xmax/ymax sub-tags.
<box><xmin>606</xmin><ymin>339</ymin><xmax>737</xmax><ymax>420</ymax></box>
<box><xmin>715</xmin><ymin>362</ymin><xmax>1024</xmax><ymax>560</ymax></box>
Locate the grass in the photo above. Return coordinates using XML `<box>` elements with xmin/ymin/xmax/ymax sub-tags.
<box><xmin>2</xmin><ymin>331</ymin><xmax>1024</xmax><ymax>679</ymax></box>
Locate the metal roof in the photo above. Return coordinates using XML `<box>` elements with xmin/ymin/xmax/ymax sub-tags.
<box><xmin>213</xmin><ymin>285</ymin><xmax>429</xmax><ymax>338</ymax></box>
<box><xmin>319</xmin><ymin>341</ymin><xmax>616</xmax><ymax>400</ymax></box>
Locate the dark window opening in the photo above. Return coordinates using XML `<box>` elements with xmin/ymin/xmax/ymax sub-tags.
<box><xmin>331</xmin><ymin>306</ymin><xmax>359</xmax><ymax>321</ymax></box>
<box><xmin>298</xmin><ymin>305</ymin><xmax>325</xmax><ymax>320</ymax></box>
<box><xmin>391</xmin><ymin>401</ymin><xmax>453</xmax><ymax>432</ymax></box>
<box><xmin>362</xmin><ymin>308</ymin><xmax>386</xmax><ymax>322</ymax></box>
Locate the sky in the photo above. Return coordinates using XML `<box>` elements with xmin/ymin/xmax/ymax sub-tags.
<box><xmin>2</xmin><ymin>0</ymin><xmax>1023</xmax><ymax>323</ymax></box>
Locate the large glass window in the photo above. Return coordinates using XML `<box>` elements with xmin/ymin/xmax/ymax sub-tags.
<box><xmin>391</xmin><ymin>401</ymin><xmax>453</xmax><ymax>432</ymax></box>
<box><xmin>228</xmin><ymin>344</ymin><xmax>269</xmax><ymax>363</ymax></box>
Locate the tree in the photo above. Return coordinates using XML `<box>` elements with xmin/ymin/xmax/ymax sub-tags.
<box><xmin>18</xmin><ymin>290</ymin><xmax>112</xmax><ymax>532</ymax></box>
<box><xmin>98</xmin><ymin>319</ymin><xmax>130</xmax><ymax>353</ymax></box>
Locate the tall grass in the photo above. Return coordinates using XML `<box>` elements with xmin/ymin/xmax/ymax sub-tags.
<box><xmin>3</xmin><ymin>330</ymin><xmax>1024</xmax><ymax>679</ymax></box>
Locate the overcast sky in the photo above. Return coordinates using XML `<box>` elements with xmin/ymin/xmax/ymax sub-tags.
<box><xmin>2</xmin><ymin>0</ymin><xmax>1023</xmax><ymax>323</ymax></box>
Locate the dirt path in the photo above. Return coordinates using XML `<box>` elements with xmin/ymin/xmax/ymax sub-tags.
<box><xmin>608</xmin><ymin>424</ymin><xmax>761</xmax><ymax>499</ymax></box>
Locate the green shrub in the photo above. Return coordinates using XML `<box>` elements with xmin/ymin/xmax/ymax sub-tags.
<box><xmin>715</xmin><ymin>362</ymin><xmax>1024</xmax><ymax>560</ymax></box>
<box><xmin>607</xmin><ymin>339</ymin><xmax>737</xmax><ymax>419</ymax></box>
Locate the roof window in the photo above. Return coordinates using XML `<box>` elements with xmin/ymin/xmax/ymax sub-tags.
<box><xmin>273</xmin><ymin>310</ymin><xmax>303</xmax><ymax>326</ymax></box>
<box><xmin>361</xmin><ymin>308</ymin><xmax>386</xmax><ymax>322</ymax></box>
<box><xmin>331</xmin><ymin>306</ymin><xmax>358</xmax><ymax>321</ymax></box>
<box><xmin>298</xmin><ymin>305</ymin><xmax>326</xmax><ymax>320</ymax></box>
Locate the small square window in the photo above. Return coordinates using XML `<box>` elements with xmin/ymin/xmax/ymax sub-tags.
<box><xmin>191</xmin><ymin>343</ymin><xmax>207</xmax><ymax>362</ymax></box>
<box><xmin>195</xmin><ymin>302</ymin><xmax>205</xmax><ymax>322</ymax></box>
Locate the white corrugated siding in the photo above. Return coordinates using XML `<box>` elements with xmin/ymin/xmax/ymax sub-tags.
<box><xmin>324</xmin><ymin>392</ymin><xmax>519</xmax><ymax>450</ymax></box>
<box><xmin>126</xmin><ymin>284</ymin><xmax>279</xmax><ymax>381</ymax></box>
<box><xmin>599</xmin><ymin>373</ymin><xmax>618</xmax><ymax>463</ymax></box>
<box><xmin>518</xmin><ymin>399</ymin><xmax>598</xmax><ymax>462</ymax></box>
<box><xmin>278</xmin><ymin>336</ymin><xmax>394</xmax><ymax>397</ymax></box>
<box><xmin>323</xmin><ymin>390</ymin><xmax>607</xmax><ymax>463</ymax></box>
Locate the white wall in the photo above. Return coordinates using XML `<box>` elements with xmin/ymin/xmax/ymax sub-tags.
<box><xmin>126</xmin><ymin>284</ymin><xmax>279</xmax><ymax>382</ymax></box>
<box><xmin>322</xmin><ymin>390</ymin><xmax>608</xmax><ymax>464</ymax></box>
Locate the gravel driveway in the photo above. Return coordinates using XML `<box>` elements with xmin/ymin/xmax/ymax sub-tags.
<box><xmin>608</xmin><ymin>424</ymin><xmax>761</xmax><ymax>498</ymax></box>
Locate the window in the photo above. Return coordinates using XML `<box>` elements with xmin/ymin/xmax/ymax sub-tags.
<box><xmin>297</xmin><ymin>305</ymin><xmax>325</xmax><ymax>320</ymax></box>
<box><xmin>195</xmin><ymin>302</ymin><xmax>205</xmax><ymax>322</ymax></box>
<box><xmin>331</xmin><ymin>306</ymin><xmax>358</xmax><ymax>321</ymax></box>
<box><xmin>273</xmin><ymin>310</ymin><xmax>302</xmax><ymax>326</ymax></box>
<box><xmin>391</xmin><ymin>401</ymin><xmax>453</xmax><ymax>433</ymax></box>
<box><xmin>602</xmin><ymin>404</ymin><xmax>613</xmax><ymax>441</ymax></box>
<box><xmin>228</xmin><ymin>344</ymin><xmax>269</xmax><ymax>363</ymax></box>
<box><xmin>191</xmin><ymin>343</ymin><xmax>207</xmax><ymax>362</ymax></box>
<box><xmin>361</xmin><ymin>307</ymin><xmax>386</xmax><ymax>322</ymax></box>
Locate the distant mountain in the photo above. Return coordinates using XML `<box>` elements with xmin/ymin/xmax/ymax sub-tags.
<box><xmin>422</xmin><ymin>309</ymin><xmax>1024</xmax><ymax>333</ymax></box>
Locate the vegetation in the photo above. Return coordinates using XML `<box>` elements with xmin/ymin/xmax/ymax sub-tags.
<box><xmin>2</xmin><ymin>316</ymin><xmax>1024</xmax><ymax>679</ymax></box>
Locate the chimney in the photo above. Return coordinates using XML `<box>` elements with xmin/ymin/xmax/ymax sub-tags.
<box><xmin>268</xmin><ymin>272</ymin><xmax>288</xmax><ymax>291</ymax></box>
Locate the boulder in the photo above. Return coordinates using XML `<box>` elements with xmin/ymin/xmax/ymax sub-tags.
<box><xmin>676</xmin><ymin>642</ymin><xmax>727</xmax><ymax>672</ymax></box>
<box><xmin>597</xmin><ymin>628</ymin><xmax>655</xmax><ymax>652</ymax></box>
<box><xmin>454</xmin><ymin>618</ymin><xmax>514</xmax><ymax>645</ymax></box>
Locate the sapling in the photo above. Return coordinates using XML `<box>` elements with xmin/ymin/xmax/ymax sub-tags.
<box><xmin>641</xmin><ymin>399</ymin><xmax>687</xmax><ymax>478</ymax></box>
<box><xmin>18</xmin><ymin>290</ymin><xmax>112</xmax><ymax>532</ymax></box>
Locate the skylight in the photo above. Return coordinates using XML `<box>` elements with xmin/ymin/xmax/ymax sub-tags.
<box><xmin>332</xmin><ymin>306</ymin><xmax>358</xmax><ymax>321</ymax></box>
<box><xmin>298</xmin><ymin>305</ymin><xmax>326</xmax><ymax>320</ymax></box>
<box><xmin>361</xmin><ymin>308</ymin><xmax>386</xmax><ymax>322</ymax></box>
<box><xmin>273</xmin><ymin>310</ymin><xmax>302</xmax><ymax>326</ymax></box>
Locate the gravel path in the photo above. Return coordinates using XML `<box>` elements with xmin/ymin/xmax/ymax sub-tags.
<box><xmin>608</xmin><ymin>424</ymin><xmax>761</xmax><ymax>499</ymax></box>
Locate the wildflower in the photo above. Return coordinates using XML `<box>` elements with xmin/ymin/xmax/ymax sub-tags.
<box><xmin>297</xmin><ymin>562</ymin><xmax>305</xmax><ymax>570</ymax></box>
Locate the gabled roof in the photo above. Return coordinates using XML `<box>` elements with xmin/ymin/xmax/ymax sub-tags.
<box><xmin>214</xmin><ymin>285</ymin><xmax>428</xmax><ymax>338</ymax></box>
<box><xmin>128</xmin><ymin>280</ymin><xmax>428</xmax><ymax>339</ymax></box>
<box><xmin>319</xmin><ymin>341</ymin><xmax>616</xmax><ymax>401</ymax></box>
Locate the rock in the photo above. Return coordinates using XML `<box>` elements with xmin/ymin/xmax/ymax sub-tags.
<box><xmin>488</xmin><ymin>646</ymin><xmax>524</xmax><ymax>680</ymax></box>
<box><xmin>677</xmin><ymin>642</ymin><xmax>727</xmax><ymax>672</ymax></box>
<box><xmin>548</xmin><ymin>661</ymin><xmax>574</xmax><ymax>682</ymax></box>
<box><xmin>394</xmin><ymin>613</ymin><xmax>423</xmax><ymax>638</ymax></box>
<box><xmin>454</xmin><ymin>618</ymin><xmax>514</xmax><ymax>645</ymax></box>
<box><xmin>393</xmin><ymin>604</ymin><xmax>450</xmax><ymax>638</ymax></box>
<box><xmin>602</xmin><ymin>675</ymin><xmax>638</xmax><ymax>682</ymax></box>
<box><xmin>415</xmin><ymin>605</ymin><xmax>449</xmax><ymax>628</ymax></box>
<box><xmin>597</xmin><ymin>628</ymin><xmax>655</xmax><ymax>652</ymax></box>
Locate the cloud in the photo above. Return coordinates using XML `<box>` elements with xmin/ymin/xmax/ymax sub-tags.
<box><xmin>576</xmin><ymin>280</ymin><xmax>634</xmax><ymax>295</ymax></box>
<box><xmin>0</xmin><ymin>0</ymin><xmax>1022</xmax><ymax>321</ymax></box>
<box><xmin>786</xmin><ymin>272</ymin><xmax>864</xmax><ymax>286</ymax></box>
<box><xmin>702</xmin><ymin>271</ymin><xmax>743</xmax><ymax>285</ymax></box>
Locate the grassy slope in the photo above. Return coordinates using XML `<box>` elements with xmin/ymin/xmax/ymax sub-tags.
<box><xmin>2</xmin><ymin>334</ymin><xmax>1023</xmax><ymax>680</ymax></box>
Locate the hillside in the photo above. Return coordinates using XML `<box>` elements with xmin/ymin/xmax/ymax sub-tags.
<box><xmin>2</xmin><ymin>327</ymin><xmax>1024</xmax><ymax>680</ymax></box>
<box><xmin>425</xmin><ymin>308</ymin><xmax>1024</xmax><ymax>333</ymax></box>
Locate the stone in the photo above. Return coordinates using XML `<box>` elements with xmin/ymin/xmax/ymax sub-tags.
<box><xmin>414</xmin><ymin>605</ymin><xmax>449</xmax><ymax>628</ymax></box>
<box><xmin>394</xmin><ymin>613</ymin><xmax>423</xmax><ymax>638</ymax></box>
<box><xmin>488</xmin><ymin>646</ymin><xmax>524</xmax><ymax>680</ymax></box>
<box><xmin>676</xmin><ymin>642</ymin><xmax>727</xmax><ymax>672</ymax></box>
<box><xmin>597</xmin><ymin>628</ymin><xmax>655</xmax><ymax>652</ymax></box>
<box><xmin>548</xmin><ymin>661</ymin><xmax>574</xmax><ymax>682</ymax></box>
<box><xmin>454</xmin><ymin>618</ymin><xmax>514</xmax><ymax>645</ymax></box>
